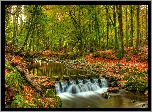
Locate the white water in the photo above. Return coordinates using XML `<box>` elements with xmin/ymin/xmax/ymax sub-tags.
<box><xmin>57</xmin><ymin>87</ymin><xmax>108</xmax><ymax>100</ymax></box>
<box><xmin>55</xmin><ymin>78</ymin><xmax>109</xmax><ymax>100</ymax></box>
<box><xmin>55</xmin><ymin>78</ymin><xmax>108</xmax><ymax>95</ymax></box>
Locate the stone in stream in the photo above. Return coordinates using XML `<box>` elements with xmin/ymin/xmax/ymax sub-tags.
<box><xmin>71</xmin><ymin>75</ymin><xmax>77</xmax><ymax>80</ymax></box>
<box><xmin>90</xmin><ymin>78</ymin><xmax>94</xmax><ymax>83</ymax></box>
<box><xmin>63</xmin><ymin>75</ymin><xmax>69</xmax><ymax>81</ymax></box>
<box><xmin>72</xmin><ymin>86</ymin><xmax>77</xmax><ymax>94</ymax></box>
<box><xmin>59</xmin><ymin>82</ymin><xmax>63</xmax><ymax>92</ymax></box>
<box><xmin>47</xmin><ymin>77</ymin><xmax>51</xmax><ymax>80</ymax></box>
<box><xmin>102</xmin><ymin>92</ymin><xmax>110</xmax><ymax>98</ymax></box>
<box><xmin>83</xmin><ymin>79</ymin><xmax>86</xmax><ymax>84</ymax></box>
<box><xmin>76</xmin><ymin>80</ymin><xmax>79</xmax><ymax>85</ymax></box>
<box><xmin>98</xmin><ymin>79</ymin><xmax>102</xmax><ymax>88</ymax></box>
<box><xmin>67</xmin><ymin>80</ymin><xmax>71</xmax><ymax>86</ymax></box>
<box><xmin>77</xmin><ymin>74</ymin><xmax>86</xmax><ymax>80</ymax></box>
<box><xmin>85</xmin><ymin>74</ymin><xmax>92</xmax><ymax>79</ymax></box>
<box><xmin>52</xmin><ymin>76</ymin><xmax>60</xmax><ymax>81</ymax></box>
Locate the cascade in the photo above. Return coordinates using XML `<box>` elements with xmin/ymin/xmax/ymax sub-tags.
<box><xmin>55</xmin><ymin>78</ymin><xmax>108</xmax><ymax>95</ymax></box>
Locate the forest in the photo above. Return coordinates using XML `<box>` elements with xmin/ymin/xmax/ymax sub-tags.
<box><xmin>5</xmin><ymin>5</ymin><xmax>149</xmax><ymax>109</ymax></box>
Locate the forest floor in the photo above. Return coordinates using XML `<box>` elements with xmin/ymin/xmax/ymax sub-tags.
<box><xmin>5</xmin><ymin>50</ymin><xmax>62</xmax><ymax>108</ymax></box>
<box><xmin>5</xmin><ymin>45</ymin><xmax>148</xmax><ymax>108</ymax></box>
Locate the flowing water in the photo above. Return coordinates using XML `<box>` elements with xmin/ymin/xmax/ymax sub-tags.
<box><xmin>30</xmin><ymin>61</ymin><xmax>148</xmax><ymax>108</ymax></box>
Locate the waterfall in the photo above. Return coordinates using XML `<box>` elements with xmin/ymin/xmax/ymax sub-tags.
<box><xmin>55</xmin><ymin>78</ymin><xmax>108</xmax><ymax>95</ymax></box>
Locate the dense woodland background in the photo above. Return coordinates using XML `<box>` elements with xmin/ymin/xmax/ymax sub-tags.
<box><xmin>5</xmin><ymin>5</ymin><xmax>148</xmax><ymax>59</ymax></box>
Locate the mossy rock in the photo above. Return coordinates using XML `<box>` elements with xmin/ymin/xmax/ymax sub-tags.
<box><xmin>77</xmin><ymin>75</ymin><xmax>86</xmax><ymax>80</ymax></box>
<box><xmin>102</xmin><ymin>92</ymin><xmax>110</xmax><ymax>98</ymax></box>
<box><xmin>62</xmin><ymin>75</ymin><xmax>69</xmax><ymax>81</ymax></box>
<box><xmin>71</xmin><ymin>75</ymin><xmax>77</xmax><ymax>80</ymax></box>
<box><xmin>85</xmin><ymin>74</ymin><xmax>92</xmax><ymax>79</ymax></box>
<box><xmin>52</xmin><ymin>76</ymin><xmax>60</xmax><ymax>81</ymax></box>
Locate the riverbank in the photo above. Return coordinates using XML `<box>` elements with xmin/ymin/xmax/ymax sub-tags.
<box><xmin>5</xmin><ymin>45</ymin><xmax>148</xmax><ymax>108</ymax></box>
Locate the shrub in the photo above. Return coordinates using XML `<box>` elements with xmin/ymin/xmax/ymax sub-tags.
<box><xmin>124</xmin><ymin>70</ymin><xmax>148</xmax><ymax>92</ymax></box>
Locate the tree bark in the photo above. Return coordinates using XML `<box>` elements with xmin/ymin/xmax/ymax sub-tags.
<box><xmin>125</xmin><ymin>5</ymin><xmax>128</xmax><ymax>47</ymax></box>
<box><xmin>130</xmin><ymin>5</ymin><xmax>134</xmax><ymax>47</ymax></box>
<box><xmin>136</xmin><ymin>5</ymin><xmax>140</xmax><ymax>49</ymax></box>
<box><xmin>117</xmin><ymin>5</ymin><xmax>124</xmax><ymax>58</ymax></box>
<box><xmin>113</xmin><ymin>5</ymin><xmax>118</xmax><ymax>52</ymax></box>
<box><xmin>105</xmin><ymin>5</ymin><xmax>109</xmax><ymax>48</ymax></box>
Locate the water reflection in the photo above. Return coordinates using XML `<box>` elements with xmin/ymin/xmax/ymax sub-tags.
<box><xmin>29</xmin><ymin>62</ymin><xmax>87</xmax><ymax>80</ymax></box>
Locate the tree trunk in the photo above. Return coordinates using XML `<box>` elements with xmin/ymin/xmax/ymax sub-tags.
<box><xmin>130</xmin><ymin>5</ymin><xmax>134</xmax><ymax>47</ymax></box>
<box><xmin>125</xmin><ymin>5</ymin><xmax>128</xmax><ymax>47</ymax></box>
<box><xmin>145</xmin><ymin>5</ymin><xmax>148</xmax><ymax>44</ymax></box>
<box><xmin>113</xmin><ymin>5</ymin><xmax>118</xmax><ymax>52</ymax></box>
<box><xmin>136</xmin><ymin>5</ymin><xmax>140</xmax><ymax>49</ymax></box>
<box><xmin>105</xmin><ymin>6</ymin><xmax>109</xmax><ymax>48</ymax></box>
<box><xmin>117</xmin><ymin>5</ymin><xmax>124</xmax><ymax>58</ymax></box>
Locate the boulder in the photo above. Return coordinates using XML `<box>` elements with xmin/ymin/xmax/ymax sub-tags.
<box><xmin>78</xmin><ymin>74</ymin><xmax>86</xmax><ymax>80</ymax></box>
<box><xmin>63</xmin><ymin>75</ymin><xmax>69</xmax><ymax>81</ymax></box>
<box><xmin>52</xmin><ymin>76</ymin><xmax>60</xmax><ymax>81</ymax></box>
<box><xmin>71</xmin><ymin>75</ymin><xmax>77</xmax><ymax>80</ymax></box>
<box><xmin>85</xmin><ymin>74</ymin><xmax>92</xmax><ymax>79</ymax></box>
<box><xmin>102</xmin><ymin>92</ymin><xmax>110</xmax><ymax>98</ymax></box>
<box><xmin>72</xmin><ymin>86</ymin><xmax>77</xmax><ymax>94</ymax></box>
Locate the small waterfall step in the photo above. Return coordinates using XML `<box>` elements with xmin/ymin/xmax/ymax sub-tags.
<box><xmin>55</xmin><ymin>78</ymin><xmax>108</xmax><ymax>95</ymax></box>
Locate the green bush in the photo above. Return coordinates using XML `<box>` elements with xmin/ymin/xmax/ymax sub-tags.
<box><xmin>11</xmin><ymin>94</ymin><xmax>36</xmax><ymax>108</ymax></box>
<box><xmin>124</xmin><ymin>71</ymin><xmax>148</xmax><ymax>92</ymax></box>
<box><xmin>45</xmin><ymin>89</ymin><xmax>62</xmax><ymax>108</ymax></box>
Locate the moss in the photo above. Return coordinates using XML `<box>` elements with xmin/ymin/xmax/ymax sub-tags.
<box><xmin>45</xmin><ymin>89</ymin><xmax>62</xmax><ymax>108</ymax></box>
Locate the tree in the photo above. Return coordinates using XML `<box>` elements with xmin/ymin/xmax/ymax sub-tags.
<box><xmin>145</xmin><ymin>5</ymin><xmax>148</xmax><ymax>44</ymax></box>
<box><xmin>130</xmin><ymin>5</ymin><xmax>135</xmax><ymax>47</ymax></box>
<box><xmin>136</xmin><ymin>5</ymin><xmax>140</xmax><ymax>49</ymax></box>
<box><xmin>113</xmin><ymin>5</ymin><xmax>118</xmax><ymax>52</ymax></box>
<box><xmin>105</xmin><ymin>5</ymin><xmax>109</xmax><ymax>48</ymax></box>
<box><xmin>125</xmin><ymin>5</ymin><xmax>128</xmax><ymax>47</ymax></box>
<box><xmin>117</xmin><ymin>5</ymin><xmax>124</xmax><ymax>58</ymax></box>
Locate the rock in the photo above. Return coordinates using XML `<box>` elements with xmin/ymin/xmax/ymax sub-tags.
<box><xmin>47</xmin><ymin>77</ymin><xmax>51</xmax><ymax>80</ymax></box>
<box><xmin>108</xmin><ymin>87</ymin><xmax>119</xmax><ymax>93</ymax></box>
<box><xmin>77</xmin><ymin>74</ymin><xmax>86</xmax><ymax>80</ymax></box>
<box><xmin>85</xmin><ymin>74</ymin><xmax>91</xmax><ymax>79</ymax></box>
<box><xmin>63</xmin><ymin>75</ymin><xmax>69</xmax><ymax>81</ymax></box>
<box><xmin>71</xmin><ymin>75</ymin><xmax>77</xmax><ymax>80</ymax></box>
<box><xmin>94</xmin><ymin>74</ymin><xmax>100</xmax><ymax>78</ymax></box>
<box><xmin>131</xmin><ymin>100</ymin><xmax>136</xmax><ymax>103</ymax></box>
<box><xmin>72</xmin><ymin>86</ymin><xmax>77</xmax><ymax>94</ymax></box>
<box><xmin>52</xmin><ymin>76</ymin><xmax>60</xmax><ymax>81</ymax></box>
<box><xmin>102</xmin><ymin>92</ymin><xmax>110</xmax><ymax>98</ymax></box>
<box><xmin>90</xmin><ymin>78</ymin><xmax>94</xmax><ymax>83</ymax></box>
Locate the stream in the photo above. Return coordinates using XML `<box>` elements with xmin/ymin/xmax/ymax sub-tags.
<box><xmin>29</xmin><ymin>61</ymin><xmax>148</xmax><ymax>108</ymax></box>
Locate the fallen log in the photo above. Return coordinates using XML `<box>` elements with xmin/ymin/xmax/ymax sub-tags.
<box><xmin>11</xmin><ymin>62</ymin><xmax>44</xmax><ymax>95</ymax></box>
